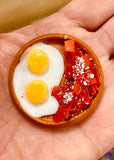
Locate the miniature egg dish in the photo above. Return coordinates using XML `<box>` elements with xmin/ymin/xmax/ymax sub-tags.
<box><xmin>8</xmin><ymin>33</ymin><xmax>104</xmax><ymax>126</ymax></box>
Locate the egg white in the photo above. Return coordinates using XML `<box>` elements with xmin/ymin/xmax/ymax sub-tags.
<box><xmin>13</xmin><ymin>43</ymin><xmax>64</xmax><ymax>117</ymax></box>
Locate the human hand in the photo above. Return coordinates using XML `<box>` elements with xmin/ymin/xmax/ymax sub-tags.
<box><xmin>0</xmin><ymin>0</ymin><xmax>114</xmax><ymax>160</ymax></box>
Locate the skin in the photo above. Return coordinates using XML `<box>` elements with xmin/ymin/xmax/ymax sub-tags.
<box><xmin>0</xmin><ymin>0</ymin><xmax>114</xmax><ymax>159</ymax></box>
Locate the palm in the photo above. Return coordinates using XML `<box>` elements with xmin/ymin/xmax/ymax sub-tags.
<box><xmin>0</xmin><ymin>0</ymin><xmax>114</xmax><ymax>159</ymax></box>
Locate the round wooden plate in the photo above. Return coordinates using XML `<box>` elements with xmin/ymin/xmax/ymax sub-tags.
<box><xmin>8</xmin><ymin>33</ymin><xmax>104</xmax><ymax>126</ymax></box>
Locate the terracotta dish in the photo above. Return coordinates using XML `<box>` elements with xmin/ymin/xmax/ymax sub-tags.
<box><xmin>8</xmin><ymin>33</ymin><xmax>104</xmax><ymax>126</ymax></box>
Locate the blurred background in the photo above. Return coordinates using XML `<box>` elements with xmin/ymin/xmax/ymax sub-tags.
<box><xmin>0</xmin><ymin>0</ymin><xmax>70</xmax><ymax>33</ymax></box>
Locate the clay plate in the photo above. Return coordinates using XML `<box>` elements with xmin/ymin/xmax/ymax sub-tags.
<box><xmin>8</xmin><ymin>33</ymin><xmax>104</xmax><ymax>126</ymax></box>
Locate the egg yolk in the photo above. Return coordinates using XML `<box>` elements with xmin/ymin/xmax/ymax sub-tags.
<box><xmin>27</xmin><ymin>49</ymin><xmax>49</xmax><ymax>74</ymax></box>
<box><xmin>25</xmin><ymin>80</ymin><xmax>48</xmax><ymax>104</ymax></box>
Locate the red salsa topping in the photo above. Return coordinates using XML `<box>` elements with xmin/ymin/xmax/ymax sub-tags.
<box><xmin>51</xmin><ymin>39</ymin><xmax>100</xmax><ymax>123</ymax></box>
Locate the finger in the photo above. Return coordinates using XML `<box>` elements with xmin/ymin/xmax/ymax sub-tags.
<box><xmin>59</xmin><ymin>0</ymin><xmax>114</xmax><ymax>31</ymax></box>
<box><xmin>95</xmin><ymin>16</ymin><xmax>114</xmax><ymax>59</ymax></box>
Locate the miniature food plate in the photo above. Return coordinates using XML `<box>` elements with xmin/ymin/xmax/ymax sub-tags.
<box><xmin>8</xmin><ymin>33</ymin><xmax>104</xmax><ymax>126</ymax></box>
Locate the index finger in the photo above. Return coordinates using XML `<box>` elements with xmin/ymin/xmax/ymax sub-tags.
<box><xmin>59</xmin><ymin>0</ymin><xmax>114</xmax><ymax>31</ymax></box>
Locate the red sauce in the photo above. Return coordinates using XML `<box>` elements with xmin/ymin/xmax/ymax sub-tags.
<box><xmin>51</xmin><ymin>40</ymin><xmax>100</xmax><ymax>123</ymax></box>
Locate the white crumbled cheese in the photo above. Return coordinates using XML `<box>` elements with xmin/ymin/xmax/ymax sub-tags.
<box><xmin>86</xmin><ymin>66</ymin><xmax>89</xmax><ymax>70</ymax></box>
<box><xmin>63</xmin><ymin>92</ymin><xmax>73</xmax><ymax>103</ymax></box>
<box><xmin>64</xmin><ymin>35</ymin><xmax>68</xmax><ymax>39</ymax></box>
<box><xmin>83</xmin><ymin>81</ymin><xmax>87</xmax><ymax>85</ymax></box>
<box><xmin>90</xmin><ymin>74</ymin><xmax>94</xmax><ymax>79</ymax></box>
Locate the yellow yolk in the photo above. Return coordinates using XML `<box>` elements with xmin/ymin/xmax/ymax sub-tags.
<box><xmin>27</xmin><ymin>49</ymin><xmax>49</xmax><ymax>74</ymax></box>
<box><xmin>25</xmin><ymin>80</ymin><xmax>48</xmax><ymax>104</ymax></box>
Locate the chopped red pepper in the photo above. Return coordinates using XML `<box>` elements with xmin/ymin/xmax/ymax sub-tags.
<box><xmin>52</xmin><ymin>86</ymin><xmax>73</xmax><ymax>106</ymax></box>
<box><xmin>89</xmin><ymin>84</ymin><xmax>98</xmax><ymax>96</ymax></box>
<box><xmin>72</xmin><ymin>81</ymin><xmax>82</xmax><ymax>96</ymax></box>
<box><xmin>79</xmin><ymin>89</ymin><xmax>90</xmax><ymax>105</ymax></box>
<box><xmin>64</xmin><ymin>39</ymin><xmax>75</xmax><ymax>53</ymax></box>
<box><xmin>94</xmin><ymin>84</ymin><xmax>98</xmax><ymax>91</ymax></box>
<box><xmin>82</xmin><ymin>55</ymin><xmax>93</xmax><ymax>70</ymax></box>
<box><xmin>51</xmin><ymin>86</ymin><xmax>63</xmax><ymax>105</ymax></box>
<box><xmin>83</xmin><ymin>70</ymin><xmax>97</xmax><ymax>86</ymax></box>
<box><xmin>53</xmin><ymin>106</ymin><xmax>65</xmax><ymax>123</ymax></box>
<box><xmin>72</xmin><ymin>47</ymin><xmax>81</xmax><ymax>61</ymax></box>
<box><xmin>75</xmin><ymin>46</ymin><xmax>81</xmax><ymax>57</ymax></box>
<box><xmin>51</xmin><ymin>86</ymin><xmax>61</xmax><ymax>97</ymax></box>
<box><xmin>93</xmin><ymin>68</ymin><xmax>100</xmax><ymax>85</ymax></box>
<box><xmin>53</xmin><ymin>102</ymin><xmax>73</xmax><ymax>123</ymax></box>
<box><xmin>64</xmin><ymin>102</ymin><xmax>73</xmax><ymax>119</ymax></box>
<box><xmin>71</xmin><ymin>100</ymin><xmax>83</xmax><ymax>116</ymax></box>
<box><xmin>64</xmin><ymin>51</ymin><xmax>72</xmax><ymax>61</ymax></box>
<box><xmin>65</xmin><ymin>66</ymin><xmax>73</xmax><ymax>78</ymax></box>
<box><xmin>64</xmin><ymin>39</ymin><xmax>81</xmax><ymax>62</ymax></box>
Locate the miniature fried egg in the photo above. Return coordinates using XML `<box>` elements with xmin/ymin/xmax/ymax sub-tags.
<box><xmin>13</xmin><ymin>43</ymin><xmax>64</xmax><ymax>117</ymax></box>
